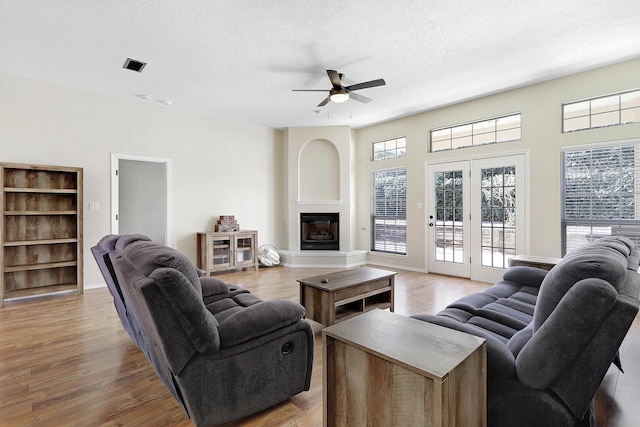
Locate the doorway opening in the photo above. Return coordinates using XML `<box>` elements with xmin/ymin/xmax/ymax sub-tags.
<box><xmin>111</xmin><ymin>154</ymin><xmax>171</xmax><ymax>245</ymax></box>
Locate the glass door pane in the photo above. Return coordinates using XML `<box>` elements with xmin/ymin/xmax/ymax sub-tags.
<box><xmin>235</xmin><ymin>235</ymin><xmax>255</xmax><ymax>266</ymax></box>
<box><xmin>480</xmin><ymin>166</ymin><xmax>517</xmax><ymax>268</ymax></box>
<box><xmin>434</xmin><ymin>170</ymin><xmax>464</xmax><ymax>263</ymax></box>
<box><xmin>212</xmin><ymin>237</ymin><xmax>231</xmax><ymax>267</ymax></box>
<box><xmin>471</xmin><ymin>154</ymin><xmax>526</xmax><ymax>283</ymax></box>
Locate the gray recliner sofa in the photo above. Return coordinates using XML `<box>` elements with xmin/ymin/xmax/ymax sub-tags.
<box><xmin>412</xmin><ymin>236</ymin><xmax>640</xmax><ymax>426</ymax></box>
<box><xmin>92</xmin><ymin>234</ymin><xmax>314</xmax><ymax>426</ymax></box>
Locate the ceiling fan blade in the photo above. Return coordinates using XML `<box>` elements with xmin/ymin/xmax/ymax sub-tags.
<box><xmin>318</xmin><ymin>96</ymin><xmax>331</xmax><ymax>107</ymax></box>
<box><xmin>327</xmin><ymin>70</ymin><xmax>342</xmax><ymax>88</ymax></box>
<box><xmin>292</xmin><ymin>89</ymin><xmax>328</xmax><ymax>92</ymax></box>
<box><xmin>348</xmin><ymin>91</ymin><xmax>372</xmax><ymax>104</ymax></box>
<box><xmin>345</xmin><ymin>78</ymin><xmax>386</xmax><ymax>92</ymax></box>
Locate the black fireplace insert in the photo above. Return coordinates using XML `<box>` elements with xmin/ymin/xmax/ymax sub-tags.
<box><xmin>300</xmin><ymin>213</ymin><xmax>339</xmax><ymax>250</ymax></box>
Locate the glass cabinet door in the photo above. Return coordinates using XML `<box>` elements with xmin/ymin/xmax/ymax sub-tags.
<box><xmin>211</xmin><ymin>236</ymin><xmax>232</xmax><ymax>269</ymax></box>
<box><xmin>234</xmin><ymin>234</ymin><xmax>255</xmax><ymax>267</ymax></box>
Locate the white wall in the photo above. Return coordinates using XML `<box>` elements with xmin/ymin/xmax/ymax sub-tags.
<box><xmin>0</xmin><ymin>72</ymin><xmax>284</xmax><ymax>287</ymax></box>
<box><xmin>2</xmin><ymin>58</ymin><xmax>639</xmax><ymax>286</ymax></box>
<box><xmin>355</xmin><ymin>58</ymin><xmax>640</xmax><ymax>271</ymax></box>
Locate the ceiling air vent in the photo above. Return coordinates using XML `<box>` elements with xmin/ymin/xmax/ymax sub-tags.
<box><xmin>123</xmin><ymin>58</ymin><xmax>147</xmax><ymax>72</ymax></box>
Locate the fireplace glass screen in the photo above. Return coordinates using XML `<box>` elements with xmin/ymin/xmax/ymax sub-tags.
<box><xmin>300</xmin><ymin>213</ymin><xmax>339</xmax><ymax>250</ymax></box>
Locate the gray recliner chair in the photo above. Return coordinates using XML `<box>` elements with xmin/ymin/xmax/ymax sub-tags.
<box><xmin>91</xmin><ymin>234</ymin><xmax>251</xmax><ymax>347</ymax></box>
<box><xmin>92</xmin><ymin>235</ymin><xmax>314</xmax><ymax>426</ymax></box>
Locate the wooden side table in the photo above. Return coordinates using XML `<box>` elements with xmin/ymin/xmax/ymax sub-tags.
<box><xmin>323</xmin><ymin>309</ymin><xmax>486</xmax><ymax>427</ymax></box>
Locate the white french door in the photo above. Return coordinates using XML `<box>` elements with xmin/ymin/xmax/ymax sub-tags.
<box><xmin>427</xmin><ymin>161</ymin><xmax>471</xmax><ymax>277</ymax></box>
<box><xmin>427</xmin><ymin>154</ymin><xmax>527</xmax><ymax>282</ymax></box>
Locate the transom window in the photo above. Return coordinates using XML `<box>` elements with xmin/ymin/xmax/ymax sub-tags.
<box><xmin>563</xmin><ymin>89</ymin><xmax>640</xmax><ymax>133</ymax></box>
<box><xmin>371</xmin><ymin>168</ymin><xmax>407</xmax><ymax>255</ymax></box>
<box><xmin>372</xmin><ymin>137</ymin><xmax>407</xmax><ymax>161</ymax></box>
<box><xmin>430</xmin><ymin>113</ymin><xmax>521</xmax><ymax>152</ymax></box>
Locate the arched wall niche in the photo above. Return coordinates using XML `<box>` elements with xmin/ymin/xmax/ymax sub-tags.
<box><xmin>298</xmin><ymin>138</ymin><xmax>340</xmax><ymax>201</ymax></box>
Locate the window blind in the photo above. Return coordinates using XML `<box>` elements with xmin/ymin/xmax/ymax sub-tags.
<box><xmin>371</xmin><ymin>168</ymin><xmax>407</xmax><ymax>254</ymax></box>
<box><xmin>562</xmin><ymin>143</ymin><xmax>640</xmax><ymax>254</ymax></box>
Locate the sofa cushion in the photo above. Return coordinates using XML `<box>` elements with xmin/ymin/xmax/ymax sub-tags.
<box><xmin>114</xmin><ymin>233</ymin><xmax>152</xmax><ymax>250</ymax></box>
<box><xmin>628</xmin><ymin>248</ymin><xmax>640</xmax><ymax>271</ymax></box>
<box><xmin>517</xmin><ymin>278</ymin><xmax>618</xmax><ymax>389</ymax></box>
<box><xmin>476</xmin><ymin>301</ymin><xmax>531</xmax><ymax>330</ymax></box>
<box><xmin>533</xmin><ymin>239</ymin><xmax>628</xmax><ymax>330</ymax></box>
<box><xmin>501</xmin><ymin>266</ymin><xmax>548</xmax><ymax>289</ymax></box>
<box><xmin>96</xmin><ymin>234</ymin><xmax>121</xmax><ymax>251</ymax></box>
<box><xmin>199</xmin><ymin>276</ymin><xmax>229</xmax><ymax>297</ymax></box>
<box><xmin>412</xmin><ymin>313</ymin><xmax>517</xmax><ymax>377</ymax></box>
<box><xmin>122</xmin><ymin>240</ymin><xmax>202</xmax><ymax>295</ymax></box>
<box><xmin>217</xmin><ymin>300</ymin><xmax>306</xmax><ymax>347</ymax></box>
<box><xmin>595</xmin><ymin>235</ymin><xmax>633</xmax><ymax>257</ymax></box>
<box><xmin>149</xmin><ymin>267</ymin><xmax>221</xmax><ymax>353</ymax></box>
<box><xmin>206</xmin><ymin>292</ymin><xmax>264</xmax><ymax>323</ymax></box>
<box><xmin>507</xmin><ymin>323</ymin><xmax>533</xmax><ymax>357</ymax></box>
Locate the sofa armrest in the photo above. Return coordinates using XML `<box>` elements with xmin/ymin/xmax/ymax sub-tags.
<box><xmin>515</xmin><ymin>278</ymin><xmax>617</xmax><ymax>389</ymax></box>
<box><xmin>502</xmin><ymin>266</ymin><xmax>548</xmax><ymax>289</ymax></box>
<box><xmin>200</xmin><ymin>277</ymin><xmax>250</xmax><ymax>305</ymax></box>
<box><xmin>217</xmin><ymin>300</ymin><xmax>306</xmax><ymax>347</ymax></box>
<box><xmin>200</xmin><ymin>276</ymin><xmax>229</xmax><ymax>296</ymax></box>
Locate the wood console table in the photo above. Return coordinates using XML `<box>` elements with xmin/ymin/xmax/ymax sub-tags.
<box><xmin>323</xmin><ymin>309</ymin><xmax>486</xmax><ymax>426</ymax></box>
<box><xmin>196</xmin><ymin>230</ymin><xmax>258</xmax><ymax>274</ymax></box>
<box><xmin>508</xmin><ymin>254</ymin><xmax>561</xmax><ymax>271</ymax></box>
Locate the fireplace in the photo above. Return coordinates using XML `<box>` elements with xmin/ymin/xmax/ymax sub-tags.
<box><xmin>300</xmin><ymin>213</ymin><xmax>339</xmax><ymax>250</ymax></box>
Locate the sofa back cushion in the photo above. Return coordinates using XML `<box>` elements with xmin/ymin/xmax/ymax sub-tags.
<box><xmin>94</xmin><ymin>234</ymin><xmax>152</xmax><ymax>301</ymax></box>
<box><xmin>121</xmin><ymin>240</ymin><xmax>202</xmax><ymax>295</ymax></box>
<box><xmin>533</xmin><ymin>236</ymin><xmax>631</xmax><ymax>330</ymax></box>
<box><xmin>114</xmin><ymin>233</ymin><xmax>153</xmax><ymax>251</ymax></box>
<box><xmin>149</xmin><ymin>267</ymin><xmax>220</xmax><ymax>353</ymax></box>
<box><xmin>115</xmin><ymin>241</ymin><xmax>222</xmax><ymax>374</ymax></box>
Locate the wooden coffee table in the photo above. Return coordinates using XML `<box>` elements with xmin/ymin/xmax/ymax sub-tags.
<box><xmin>297</xmin><ymin>267</ymin><xmax>396</xmax><ymax>326</ymax></box>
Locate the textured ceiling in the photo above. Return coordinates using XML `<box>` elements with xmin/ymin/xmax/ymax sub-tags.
<box><xmin>2</xmin><ymin>0</ymin><xmax>640</xmax><ymax>129</ymax></box>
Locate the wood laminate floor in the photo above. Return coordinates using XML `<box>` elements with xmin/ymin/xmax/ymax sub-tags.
<box><xmin>1</xmin><ymin>265</ymin><xmax>638</xmax><ymax>426</ymax></box>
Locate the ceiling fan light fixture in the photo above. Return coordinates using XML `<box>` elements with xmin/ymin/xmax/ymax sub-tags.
<box><xmin>293</xmin><ymin>69</ymin><xmax>384</xmax><ymax>107</ymax></box>
<box><xmin>330</xmin><ymin>90</ymin><xmax>349</xmax><ymax>103</ymax></box>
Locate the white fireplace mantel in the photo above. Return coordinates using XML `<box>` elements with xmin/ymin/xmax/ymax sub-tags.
<box><xmin>296</xmin><ymin>200</ymin><xmax>343</xmax><ymax>205</ymax></box>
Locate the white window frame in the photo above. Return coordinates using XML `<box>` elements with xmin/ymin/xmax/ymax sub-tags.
<box><xmin>372</xmin><ymin>137</ymin><xmax>407</xmax><ymax>161</ymax></box>
<box><xmin>561</xmin><ymin>139</ymin><xmax>640</xmax><ymax>255</ymax></box>
<box><xmin>562</xmin><ymin>88</ymin><xmax>640</xmax><ymax>133</ymax></box>
<box><xmin>430</xmin><ymin>113</ymin><xmax>521</xmax><ymax>152</ymax></box>
<box><xmin>371</xmin><ymin>168</ymin><xmax>407</xmax><ymax>255</ymax></box>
